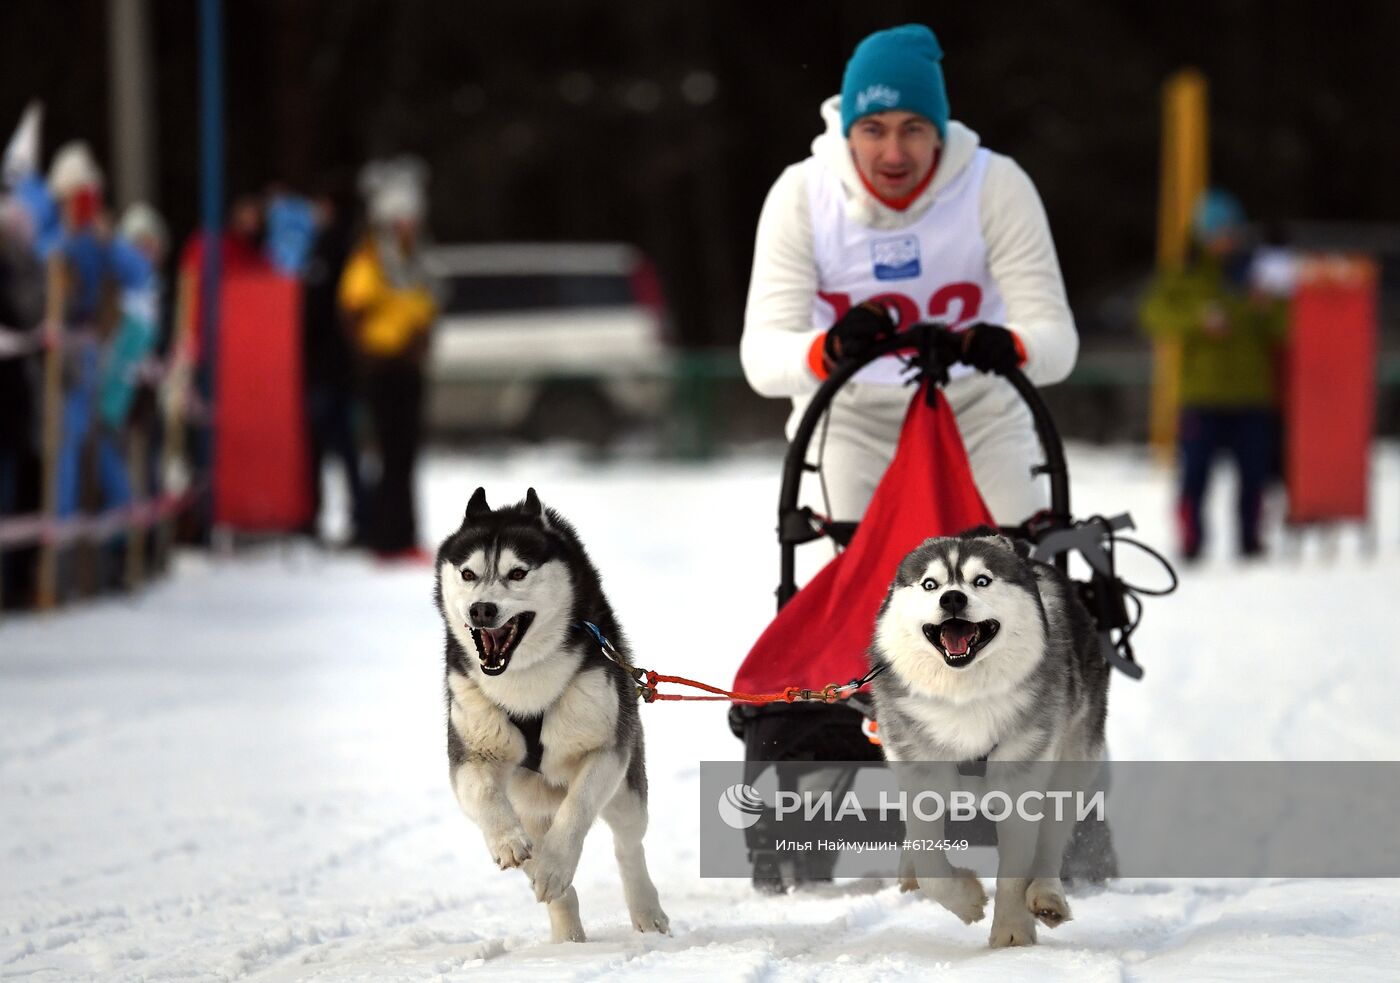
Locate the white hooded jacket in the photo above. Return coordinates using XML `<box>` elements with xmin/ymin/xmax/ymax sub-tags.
<box><xmin>741</xmin><ymin>96</ymin><xmax>1077</xmax><ymax>399</ymax></box>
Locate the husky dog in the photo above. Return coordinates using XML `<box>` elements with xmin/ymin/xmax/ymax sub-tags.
<box><xmin>869</xmin><ymin>527</ymin><xmax>1109</xmax><ymax>948</ymax></box>
<box><xmin>435</xmin><ymin>488</ymin><xmax>669</xmax><ymax>943</ymax></box>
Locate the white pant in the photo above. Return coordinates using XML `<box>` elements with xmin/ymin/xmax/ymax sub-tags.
<box><xmin>789</xmin><ymin>373</ymin><xmax>1049</xmax><ymax>532</ymax></box>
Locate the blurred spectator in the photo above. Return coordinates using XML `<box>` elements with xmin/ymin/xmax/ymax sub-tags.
<box><xmin>0</xmin><ymin>189</ymin><xmax>44</xmax><ymax>605</ymax></box>
<box><xmin>171</xmin><ymin>193</ymin><xmax>273</xmax><ymax>387</ymax></box>
<box><xmin>103</xmin><ymin>203</ymin><xmax>165</xmax><ymax>432</ymax></box>
<box><xmin>302</xmin><ymin>184</ymin><xmax>366</xmax><ymax>546</ymax></box>
<box><xmin>39</xmin><ymin>142</ymin><xmax>135</xmax><ymax>520</ymax></box>
<box><xmin>339</xmin><ymin>159</ymin><xmax>436</xmax><ymax>560</ymax></box>
<box><xmin>176</xmin><ymin>193</ymin><xmax>273</xmax><ymax>331</ymax></box>
<box><xmin>1140</xmin><ymin>189</ymin><xmax>1289</xmax><ymax>560</ymax></box>
<box><xmin>176</xmin><ymin>193</ymin><xmax>274</xmax><ymax>355</ymax></box>
<box><xmin>266</xmin><ymin>187</ymin><xmax>317</xmax><ymax>277</ymax></box>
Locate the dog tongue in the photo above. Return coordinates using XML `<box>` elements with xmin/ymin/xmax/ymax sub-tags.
<box><xmin>480</xmin><ymin>628</ymin><xmax>504</xmax><ymax>660</ymax></box>
<box><xmin>941</xmin><ymin>621</ymin><xmax>977</xmax><ymax>656</ymax></box>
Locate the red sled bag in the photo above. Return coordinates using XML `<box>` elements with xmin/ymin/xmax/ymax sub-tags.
<box><xmin>733</xmin><ymin>383</ymin><xmax>993</xmax><ymax>697</ymax></box>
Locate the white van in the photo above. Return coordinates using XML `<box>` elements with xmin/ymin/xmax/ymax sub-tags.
<box><xmin>424</xmin><ymin>242</ymin><xmax>673</xmax><ymax>441</ymax></box>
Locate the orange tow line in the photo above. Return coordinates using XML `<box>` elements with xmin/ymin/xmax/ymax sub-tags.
<box><xmin>579</xmin><ymin>621</ymin><xmax>887</xmax><ymax>706</ymax></box>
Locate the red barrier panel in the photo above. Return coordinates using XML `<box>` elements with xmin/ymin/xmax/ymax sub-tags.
<box><xmin>1284</xmin><ymin>257</ymin><xmax>1377</xmax><ymax>524</ymax></box>
<box><xmin>214</xmin><ymin>273</ymin><xmax>311</xmax><ymax>531</ymax></box>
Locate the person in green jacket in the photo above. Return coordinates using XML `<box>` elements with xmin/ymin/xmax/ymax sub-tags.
<box><xmin>1140</xmin><ymin>189</ymin><xmax>1289</xmax><ymax>560</ymax></box>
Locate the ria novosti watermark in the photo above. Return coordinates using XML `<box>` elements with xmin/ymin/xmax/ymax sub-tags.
<box><xmin>700</xmin><ymin>761</ymin><xmax>1400</xmax><ymax>878</ymax></box>
<box><xmin>718</xmin><ymin>783</ymin><xmax>1103</xmax><ymax>829</ymax></box>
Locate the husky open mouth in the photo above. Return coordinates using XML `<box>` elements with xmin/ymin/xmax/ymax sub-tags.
<box><xmin>469</xmin><ymin>612</ymin><xmax>535</xmax><ymax>676</ymax></box>
<box><xmin>922</xmin><ymin>617</ymin><xmax>1001</xmax><ymax>668</ymax></box>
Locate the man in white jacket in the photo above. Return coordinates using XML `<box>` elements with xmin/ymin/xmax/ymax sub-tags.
<box><xmin>742</xmin><ymin>24</ymin><xmax>1077</xmax><ymax>529</ymax></box>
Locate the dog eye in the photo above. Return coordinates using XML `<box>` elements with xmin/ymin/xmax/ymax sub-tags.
<box><xmin>507</xmin><ymin>568</ymin><xmax>528</xmax><ymax>582</ymax></box>
<box><xmin>921</xmin><ymin>578</ymin><xmax>938</xmax><ymax>591</ymax></box>
<box><xmin>460</xmin><ymin>569</ymin><xmax>476</xmax><ymax>582</ymax></box>
<box><xmin>973</xmin><ymin>575</ymin><xmax>992</xmax><ymax>588</ymax></box>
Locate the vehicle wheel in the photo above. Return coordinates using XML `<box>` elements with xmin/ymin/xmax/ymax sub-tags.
<box><xmin>521</xmin><ymin>381</ymin><xmax>618</xmax><ymax>446</ymax></box>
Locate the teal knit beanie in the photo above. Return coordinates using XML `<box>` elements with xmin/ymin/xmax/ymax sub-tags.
<box><xmin>840</xmin><ymin>24</ymin><xmax>949</xmax><ymax>137</ymax></box>
<box><xmin>1193</xmin><ymin>189</ymin><xmax>1246</xmax><ymax>240</ymax></box>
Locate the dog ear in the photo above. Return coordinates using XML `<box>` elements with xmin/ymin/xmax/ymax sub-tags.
<box><xmin>1006</xmin><ymin>536</ymin><xmax>1033</xmax><ymax>559</ymax></box>
<box><xmin>522</xmin><ymin>487</ymin><xmax>543</xmax><ymax>519</ymax></box>
<box><xmin>987</xmin><ymin>529</ymin><xmax>1034</xmax><ymax>559</ymax></box>
<box><xmin>957</xmin><ymin>523</ymin><xmax>1032</xmax><ymax>558</ymax></box>
<box><xmin>956</xmin><ymin>524</ymin><xmax>1001</xmax><ymax>540</ymax></box>
<box><xmin>465</xmin><ymin>487</ymin><xmax>491</xmax><ymax>521</ymax></box>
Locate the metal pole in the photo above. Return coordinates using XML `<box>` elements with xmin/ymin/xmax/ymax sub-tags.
<box><xmin>107</xmin><ymin>0</ymin><xmax>158</xmax><ymax>210</ymax></box>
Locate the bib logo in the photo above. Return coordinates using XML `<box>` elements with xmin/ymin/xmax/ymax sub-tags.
<box><xmin>855</xmin><ymin>84</ymin><xmax>900</xmax><ymax>114</ymax></box>
<box><xmin>871</xmin><ymin>235</ymin><xmax>921</xmax><ymax>281</ymax></box>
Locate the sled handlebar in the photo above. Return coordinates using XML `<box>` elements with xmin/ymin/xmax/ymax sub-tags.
<box><xmin>777</xmin><ymin>324</ymin><xmax>1070</xmax><ymax>608</ymax></box>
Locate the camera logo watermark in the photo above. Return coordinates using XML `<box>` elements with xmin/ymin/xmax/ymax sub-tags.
<box><xmin>716</xmin><ymin>783</ymin><xmax>765</xmax><ymax>830</ymax></box>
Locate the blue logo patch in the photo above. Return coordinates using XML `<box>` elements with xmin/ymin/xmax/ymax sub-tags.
<box><xmin>871</xmin><ymin>236</ymin><xmax>921</xmax><ymax>281</ymax></box>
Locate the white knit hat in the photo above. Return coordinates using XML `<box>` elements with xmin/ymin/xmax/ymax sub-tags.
<box><xmin>359</xmin><ymin>155</ymin><xmax>428</xmax><ymax>224</ymax></box>
<box><xmin>48</xmin><ymin>140</ymin><xmax>103</xmax><ymax>197</ymax></box>
<box><xmin>118</xmin><ymin>201</ymin><xmax>168</xmax><ymax>257</ymax></box>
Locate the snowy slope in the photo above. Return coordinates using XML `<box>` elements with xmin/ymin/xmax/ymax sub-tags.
<box><xmin>3</xmin><ymin>444</ymin><xmax>1400</xmax><ymax>982</ymax></box>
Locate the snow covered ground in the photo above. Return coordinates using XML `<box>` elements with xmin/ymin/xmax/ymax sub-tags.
<box><xmin>3</xmin><ymin>443</ymin><xmax>1400</xmax><ymax>982</ymax></box>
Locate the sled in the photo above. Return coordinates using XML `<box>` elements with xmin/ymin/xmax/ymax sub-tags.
<box><xmin>728</xmin><ymin>325</ymin><xmax>1167</xmax><ymax>891</ymax></box>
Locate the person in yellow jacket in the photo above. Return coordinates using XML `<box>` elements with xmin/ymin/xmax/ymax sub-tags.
<box><xmin>1140</xmin><ymin>189</ymin><xmax>1288</xmax><ymax>561</ymax></box>
<box><xmin>338</xmin><ymin>167</ymin><xmax>437</xmax><ymax>560</ymax></box>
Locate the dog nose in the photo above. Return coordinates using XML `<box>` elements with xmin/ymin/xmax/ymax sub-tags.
<box><xmin>939</xmin><ymin>590</ymin><xmax>967</xmax><ymax>614</ymax></box>
<box><xmin>469</xmin><ymin>602</ymin><xmax>498</xmax><ymax>626</ymax></box>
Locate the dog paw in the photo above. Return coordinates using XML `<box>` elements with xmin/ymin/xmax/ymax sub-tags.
<box><xmin>898</xmin><ymin>872</ymin><xmax>920</xmax><ymax>893</ymax></box>
<box><xmin>988</xmin><ymin>908</ymin><xmax>1039</xmax><ymax>948</ymax></box>
<box><xmin>919</xmin><ymin>867</ymin><xmax>987</xmax><ymax>924</ymax></box>
<box><xmin>1026</xmin><ymin>877</ymin><xmax>1072</xmax><ymax>929</ymax></box>
<box><xmin>631</xmin><ymin>904</ymin><xmax>670</xmax><ymax>934</ymax></box>
<box><xmin>550</xmin><ymin>923</ymin><xmax>587</xmax><ymax>944</ymax></box>
<box><xmin>487</xmin><ymin>829</ymin><xmax>532</xmax><ymax>870</ymax></box>
<box><xmin>531</xmin><ymin>847</ymin><xmax>580</xmax><ymax>904</ymax></box>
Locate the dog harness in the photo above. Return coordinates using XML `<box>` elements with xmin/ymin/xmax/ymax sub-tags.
<box><xmin>498</xmin><ymin>624</ymin><xmax>635</xmax><ymax>774</ymax></box>
<box><xmin>507</xmin><ymin>711</ymin><xmax>546</xmax><ymax>773</ymax></box>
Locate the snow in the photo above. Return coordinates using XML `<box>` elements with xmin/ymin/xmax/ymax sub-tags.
<box><xmin>3</xmin><ymin>443</ymin><xmax>1400</xmax><ymax>981</ymax></box>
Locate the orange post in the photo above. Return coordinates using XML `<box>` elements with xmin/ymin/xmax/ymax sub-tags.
<box><xmin>1150</xmin><ymin>69</ymin><xmax>1209</xmax><ymax>459</ymax></box>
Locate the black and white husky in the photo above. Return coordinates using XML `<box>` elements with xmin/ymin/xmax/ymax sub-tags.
<box><xmin>435</xmin><ymin>488</ymin><xmax>669</xmax><ymax>943</ymax></box>
<box><xmin>869</xmin><ymin>528</ymin><xmax>1109</xmax><ymax>948</ymax></box>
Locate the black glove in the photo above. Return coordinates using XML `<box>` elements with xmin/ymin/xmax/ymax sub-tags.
<box><xmin>957</xmin><ymin>323</ymin><xmax>1022</xmax><ymax>374</ymax></box>
<box><xmin>822</xmin><ymin>301</ymin><xmax>897</xmax><ymax>367</ymax></box>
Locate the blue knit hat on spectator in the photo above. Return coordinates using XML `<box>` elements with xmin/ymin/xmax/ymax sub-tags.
<box><xmin>840</xmin><ymin>25</ymin><xmax>949</xmax><ymax>138</ymax></box>
<box><xmin>1192</xmin><ymin>188</ymin><xmax>1245</xmax><ymax>240</ymax></box>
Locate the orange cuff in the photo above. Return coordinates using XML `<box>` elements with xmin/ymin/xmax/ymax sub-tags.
<box><xmin>1011</xmin><ymin>331</ymin><xmax>1027</xmax><ymax>366</ymax></box>
<box><xmin>807</xmin><ymin>332</ymin><xmax>831</xmax><ymax>380</ymax></box>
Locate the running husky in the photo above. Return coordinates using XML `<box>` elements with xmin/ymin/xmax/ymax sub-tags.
<box><xmin>435</xmin><ymin>488</ymin><xmax>669</xmax><ymax>943</ymax></box>
<box><xmin>869</xmin><ymin>527</ymin><xmax>1109</xmax><ymax>948</ymax></box>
